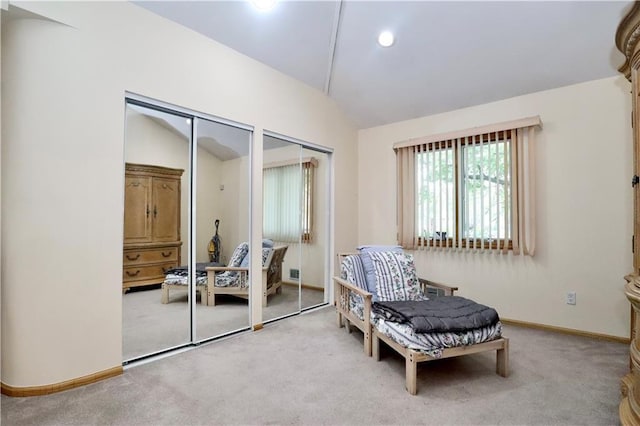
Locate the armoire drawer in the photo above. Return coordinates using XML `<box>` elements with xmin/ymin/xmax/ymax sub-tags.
<box><xmin>123</xmin><ymin>262</ymin><xmax>177</xmax><ymax>283</ymax></box>
<box><xmin>123</xmin><ymin>248</ymin><xmax>179</xmax><ymax>266</ymax></box>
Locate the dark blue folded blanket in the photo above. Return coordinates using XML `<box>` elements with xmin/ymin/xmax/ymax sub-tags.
<box><xmin>372</xmin><ymin>296</ymin><xmax>499</xmax><ymax>333</ymax></box>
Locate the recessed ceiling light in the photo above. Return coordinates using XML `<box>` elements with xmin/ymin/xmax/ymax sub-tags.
<box><xmin>378</xmin><ymin>30</ymin><xmax>395</xmax><ymax>48</ymax></box>
<box><xmin>250</xmin><ymin>0</ymin><xmax>277</xmax><ymax>12</ymax></box>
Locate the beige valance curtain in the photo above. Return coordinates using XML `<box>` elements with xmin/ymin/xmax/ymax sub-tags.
<box><xmin>395</xmin><ymin>116</ymin><xmax>541</xmax><ymax>255</ymax></box>
<box><xmin>397</xmin><ymin>146</ymin><xmax>417</xmax><ymax>249</ymax></box>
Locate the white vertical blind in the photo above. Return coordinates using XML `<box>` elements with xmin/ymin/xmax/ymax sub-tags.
<box><xmin>263</xmin><ymin>164</ymin><xmax>301</xmax><ymax>243</ymax></box>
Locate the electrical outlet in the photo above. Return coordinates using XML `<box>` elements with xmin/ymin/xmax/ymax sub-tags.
<box><xmin>566</xmin><ymin>291</ymin><xmax>576</xmax><ymax>305</ymax></box>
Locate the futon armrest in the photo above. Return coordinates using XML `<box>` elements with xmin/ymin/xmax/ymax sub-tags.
<box><xmin>333</xmin><ymin>276</ymin><xmax>373</xmax><ymax>328</ymax></box>
<box><xmin>333</xmin><ymin>276</ymin><xmax>373</xmax><ymax>300</ymax></box>
<box><xmin>418</xmin><ymin>278</ymin><xmax>458</xmax><ymax>296</ymax></box>
<box><xmin>205</xmin><ymin>266</ymin><xmax>248</xmax><ymax>272</ymax></box>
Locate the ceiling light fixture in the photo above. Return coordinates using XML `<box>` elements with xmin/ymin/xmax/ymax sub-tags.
<box><xmin>378</xmin><ymin>30</ymin><xmax>395</xmax><ymax>48</ymax></box>
<box><xmin>250</xmin><ymin>0</ymin><xmax>277</xmax><ymax>12</ymax></box>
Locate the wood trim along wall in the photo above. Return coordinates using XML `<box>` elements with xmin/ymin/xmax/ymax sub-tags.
<box><xmin>393</xmin><ymin>115</ymin><xmax>542</xmax><ymax>150</ymax></box>
<box><xmin>501</xmin><ymin>318</ymin><xmax>630</xmax><ymax>344</ymax></box>
<box><xmin>282</xmin><ymin>280</ymin><xmax>324</xmax><ymax>291</ymax></box>
<box><xmin>1</xmin><ymin>366</ymin><xmax>123</xmax><ymax>397</ymax></box>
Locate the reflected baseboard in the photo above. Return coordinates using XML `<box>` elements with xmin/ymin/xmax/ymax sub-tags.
<box><xmin>282</xmin><ymin>281</ymin><xmax>323</xmax><ymax>291</ymax></box>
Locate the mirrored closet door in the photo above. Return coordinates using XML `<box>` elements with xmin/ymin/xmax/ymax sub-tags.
<box><xmin>123</xmin><ymin>98</ymin><xmax>253</xmax><ymax>362</ymax></box>
<box><xmin>262</xmin><ymin>133</ymin><xmax>331</xmax><ymax>323</ymax></box>
<box><xmin>300</xmin><ymin>147</ymin><xmax>329</xmax><ymax>310</ymax></box>
<box><xmin>123</xmin><ymin>102</ymin><xmax>191</xmax><ymax>360</ymax></box>
<box><xmin>195</xmin><ymin>118</ymin><xmax>251</xmax><ymax>341</ymax></box>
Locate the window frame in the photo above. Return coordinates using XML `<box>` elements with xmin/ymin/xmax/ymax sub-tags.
<box><xmin>395</xmin><ymin>116</ymin><xmax>541</xmax><ymax>255</ymax></box>
<box><xmin>415</xmin><ymin>131</ymin><xmax>513</xmax><ymax>249</ymax></box>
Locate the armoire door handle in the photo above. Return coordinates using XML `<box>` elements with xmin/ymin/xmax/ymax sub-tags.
<box><xmin>154</xmin><ymin>206</ymin><xmax>157</xmax><ymax>218</ymax></box>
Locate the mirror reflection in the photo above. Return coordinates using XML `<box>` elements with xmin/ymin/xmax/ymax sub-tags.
<box><xmin>195</xmin><ymin>118</ymin><xmax>251</xmax><ymax>340</ymax></box>
<box><xmin>123</xmin><ymin>102</ymin><xmax>254</xmax><ymax>362</ymax></box>
<box><xmin>262</xmin><ymin>135</ymin><xmax>326</xmax><ymax>322</ymax></box>
<box><xmin>301</xmin><ymin>147</ymin><xmax>329</xmax><ymax>310</ymax></box>
<box><xmin>123</xmin><ymin>103</ymin><xmax>191</xmax><ymax>360</ymax></box>
<box><xmin>122</xmin><ymin>100</ymin><xmax>329</xmax><ymax>360</ymax></box>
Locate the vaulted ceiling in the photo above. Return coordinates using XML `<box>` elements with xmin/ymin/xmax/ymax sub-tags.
<box><xmin>135</xmin><ymin>1</ymin><xmax>632</xmax><ymax>129</ymax></box>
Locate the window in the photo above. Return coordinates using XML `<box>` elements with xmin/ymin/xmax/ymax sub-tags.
<box><xmin>396</xmin><ymin>117</ymin><xmax>541</xmax><ymax>255</ymax></box>
<box><xmin>263</xmin><ymin>158</ymin><xmax>316</xmax><ymax>243</ymax></box>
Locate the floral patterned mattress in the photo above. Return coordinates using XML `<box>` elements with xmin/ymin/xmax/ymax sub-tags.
<box><xmin>163</xmin><ymin>274</ymin><xmax>208</xmax><ymax>286</ymax></box>
<box><xmin>341</xmin><ymin>253</ymin><xmax>502</xmax><ymax>358</ymax></box>
<box><xmin>348</xmin><ymin>292</ymin><xmax>502</xmax><ymax>358</ymax></box>
<box><xmin>164</xmin><ymin>248</ymin><xmax>271</xmax><ymax>288</ymax></box>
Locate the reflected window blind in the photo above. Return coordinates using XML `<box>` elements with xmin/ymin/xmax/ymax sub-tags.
<box><xmin>263</xmin><ymin>158</ymin><xmax>316</xmax><ymax>244</ymax></box>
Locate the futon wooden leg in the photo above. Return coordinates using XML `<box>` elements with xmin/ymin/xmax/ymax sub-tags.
<box><xmin>200</xmin><ymin>287</ymin><xmax>208</xmax><ymax>306</ymax></box>
<box><xmin>161</xmin><ymin>285</ymin><xmax>169</xmax><ymax>304</ymax></box>
<box><xmin>372</xmin><ymin>332</ymin><xmax>380</xmax><ymax>361</ymax></box>
<box><xmin>496</xmin><ymin>338</ymin><xmax>509</xmax><ymax>377</ymax></box>
<box><xmin>344</xmin><ymin>319</ymin><xmax>352</xmax><ymax>333</ymax></box>
<box><xmin>364</xmin><ymin>327</ymin><xmax>372</xmax><ymax>357</ymax></box>
<box><xmin>207</xmin><ymin>287</ymin><xmax>215</xmax><ymax>306</ymax></box>
<box><xmin>337</xmin><ymin>311</ymin><xmax>344</xmax><ymax>328</ymax></box>
<box><xmin>406</xmin><ymin>351</ymin><xmax>418</xmax><ymax>395</ymax></box>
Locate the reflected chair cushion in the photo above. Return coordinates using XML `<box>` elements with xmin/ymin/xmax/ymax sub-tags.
<box><xmin>228</xmin><ymin>242</ymin><xmax>250</xmax><ymax>267</ymax></box>
<box><xmin>239</xmin><ymin>247</ymin><xmax>272</xmax><ymax>268</ymax></box>
<box><xmin>214</xmin><ymin>242</ymin><xmax>249</xmax><ymax>288</ymax></box>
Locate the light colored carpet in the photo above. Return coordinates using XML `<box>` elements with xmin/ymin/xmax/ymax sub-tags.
<box><xmin>123</xmin><ymin>284</ymin><xmax>325</xmax><ymax>360</ymax></box>
<box><xmin>1</xmin><ymin>307</ymin><xmax>628</xmax><ymax>425</ymax></box>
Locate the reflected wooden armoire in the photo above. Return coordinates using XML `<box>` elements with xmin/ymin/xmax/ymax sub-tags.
<box><xmin>617</xmin><ymin>3</ymin><xmax>640</xmax><ymax>424</ymax></box>
<box><xmin>123</xmin><ymin>163</ymin><xmax>183</xmax><ymax>291</ymax></box>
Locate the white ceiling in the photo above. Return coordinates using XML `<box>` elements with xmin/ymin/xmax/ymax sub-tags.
<box><xmin>135</xmin><ymin>0</ymin><xmax>632</xmax><ymax>129</ymax></box>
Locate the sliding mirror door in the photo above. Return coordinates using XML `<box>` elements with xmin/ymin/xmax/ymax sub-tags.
<box><xmin>123</xmin><ymin>102</ymin><xmax>191</xmax><ymax>360</ymax></box>
<box><xmin>195</xmin><ymin>118</ymin><xmax>251</xmax><ymax>341</ymax></box>
<box><xmin>123</xmin><ymin>98</ymin><xmax>254</xmax><ymax>361</ymax></box>
<box><xmin>263</xmin><ymin>136</ymin><xmax>302</xmax><ymax>321</ymax></box>
<box><xmin>300</xmin><ymin>147</ymin><xmax>328</xmax><ymax>310</ymax></box>
<box><xmin>262</xmin><ymin>134</ymin><xmax>331</xmax><ymax>322</ymax></box>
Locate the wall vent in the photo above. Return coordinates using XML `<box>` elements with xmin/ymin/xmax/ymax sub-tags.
<box><xmin>289</xmin><ymin>268</ymin><xmax>300</xmax><ymax>281</ymax></box>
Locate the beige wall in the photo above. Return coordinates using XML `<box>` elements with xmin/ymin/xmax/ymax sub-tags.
<box><xmin>358</xmin><ymin>76</ymin><xmax>633</xmax><ymax>338</ymax></box>
<box><xmin>1</xmin><ymin>1</ymin><xmax>358</xmax><ymax>388</ymax></box>
<box><xmin>195</xmin><ymin>152</ymin><xmax>224</xmax><ymax>264</ymax></box>
<box><xmin>219</xmin><ymin>155</ymin><xmax>250</xmax><ymax>262</ymax></box>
